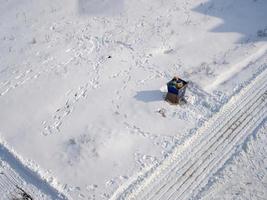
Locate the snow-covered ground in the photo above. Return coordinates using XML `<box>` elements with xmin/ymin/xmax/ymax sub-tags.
<box><xmin>0</xmin><ymin>0</ymin><xmax>266</xmax><ymax>199</ymax></box>
<box><xmin>114</xmin><ymin>63</ymin><xmax>267</xmax><ymax>200</ymax></box>
<box><xmin>199</xmin><ymin>120</ymin><xmax>267</xmax><ymax>200</ymax></box>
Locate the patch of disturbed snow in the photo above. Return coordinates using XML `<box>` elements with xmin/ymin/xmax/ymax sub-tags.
<box><xmin>196</xmin><ymin>119</ymin><xmax>267</xmax><ymax>200</ymax></box>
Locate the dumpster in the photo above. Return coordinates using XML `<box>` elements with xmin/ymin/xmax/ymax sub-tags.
<box><xmin>165</xmin><ymin>76</ymin><xmax>188</xmax><ymax>104</ymax></box>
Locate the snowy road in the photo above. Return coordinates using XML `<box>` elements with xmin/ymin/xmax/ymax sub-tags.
<box><xmin>113</xmin><ymin>68</ymin><xmax>267</xmax><ymax>200</ymax></box>
<box><xmin>0</xmin><ymin>143</ymin><xmax>68</xmax><ymax>200</ymax></box>
<box><xmin>0</xmin><ymin>162</ymin><xmax>42</xmax><ymax>200</ymax></box>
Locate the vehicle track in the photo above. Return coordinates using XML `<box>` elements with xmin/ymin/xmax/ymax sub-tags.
<box><xmin>115</xmin><ymin>68</ymin><xmax>267</xmax><ymax>200</ymax></box>
<box><xmin>141</xmin><ymin>84</ymin><xmax>267</xmax><ymax>200</ymax></box>
<box><xmin>151</xmin><ymin>81</ymin><xmax>267</xmax><ymax>200</ymax></box>
<box><xmin>166</xmin><ymin>93</ymin><xmax>266</xmax><ymax>200</ymax></box>
<box><xmin>0</xmin><ymin>142</ymin><xmax>69</xmax><ymax>200</ymax></box>
<box><xmin>0</xmin><ymin>168</ymin><xmax>34</xmax><ymax>200</ymax></box>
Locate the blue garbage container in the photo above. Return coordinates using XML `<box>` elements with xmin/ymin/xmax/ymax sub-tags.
<box><xmin>166</xmin><ymin>77</ymin><xmax>188</xmax><ymax>104</ymax></box>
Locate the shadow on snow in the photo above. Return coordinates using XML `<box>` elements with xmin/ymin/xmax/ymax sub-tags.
<box><xmin>193</xmin><ymin>0</ymin><xmax>267</xmax><ymax>43</ymax></box>
<box><xmin>134</xmin><ymin>90</ymin><xmax>165</xmax><ymax>103</ymax></box>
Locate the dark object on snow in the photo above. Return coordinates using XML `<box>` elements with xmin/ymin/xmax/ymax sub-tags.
<box><xmin>166</xmin><ymin>76</ymin><xmax>188</xmax><ymax>104</ymax></box>
<box><xmin>12</xmin><ymin>185</ymin><xmax>33</xmax><ymax>200</ymax></box>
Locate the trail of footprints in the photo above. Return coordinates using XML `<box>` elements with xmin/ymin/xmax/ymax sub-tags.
<box><xmin>0</xmin><ymin>54</ymin><xmax>78</xmax><ymax>98</ymax></box>
<box><xmin>42</xmin><ymin>59</ymin><xmax>104</xmax><ymax>135</ymax></box>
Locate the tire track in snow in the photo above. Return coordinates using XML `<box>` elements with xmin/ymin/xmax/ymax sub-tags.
<box><xmin>0</xmin><ymin>167</ymin><xmax>35</xmax><ymax>200</ymax></box>
<box><xmin>138</xmin><ymin>73</ymin><xmax>267</xmax><ymax>200</ymax></box>
<box><xmin>144</xmin><ymin>73</ymin><xmax>267</xmax><ymax>200</ymax></box>
<box><xmin>165</xmin><ymin>91</ymin><xmax>266</xmax><ymax>200</ymax></box>
<box><xmin>0</xmin><ymin>141</ymin><xmax>69</xmax><ymax>199</ymax></box>
<box><xmin>112</xmin><ymin>67</ymin><xmax>267</xmax><ymax>200</ymax></box>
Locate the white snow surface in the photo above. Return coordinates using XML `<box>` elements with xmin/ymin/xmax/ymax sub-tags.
<box><xmin>199</xmin><ymin>120</ymin><xmax>267</xmax><ymax>200</ymax></box>
<box><xmin>0</xmin><ymin>0</ymin><xmax>267</xmax><ymax>199</ymax></box>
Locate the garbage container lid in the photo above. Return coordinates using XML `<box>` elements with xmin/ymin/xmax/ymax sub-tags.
<box><xmin>176</xmin><ymin>82</ymin><xmax>183</xmax><ymax>89</ymax></box>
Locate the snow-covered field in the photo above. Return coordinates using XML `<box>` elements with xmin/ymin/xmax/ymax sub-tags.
<box><xmin>0</xmin><ymin>0</ymin><xmax>266</xmax><ymax>199</ymax></box>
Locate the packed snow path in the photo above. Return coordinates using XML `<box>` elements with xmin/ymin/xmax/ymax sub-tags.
<box><xmin>0</xmin><ymin>144</ymin><xmax>68</xmax><ymax>200</ymax></box>
<box><xmin>114</xmin><ymin>68</ymin><xmax>267</xmax><ymax>200</ymax></box>
<box><xmin>0</xmin><ymin>166</ymin><xmax>37</xmax><ymax>200</ymax></box>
